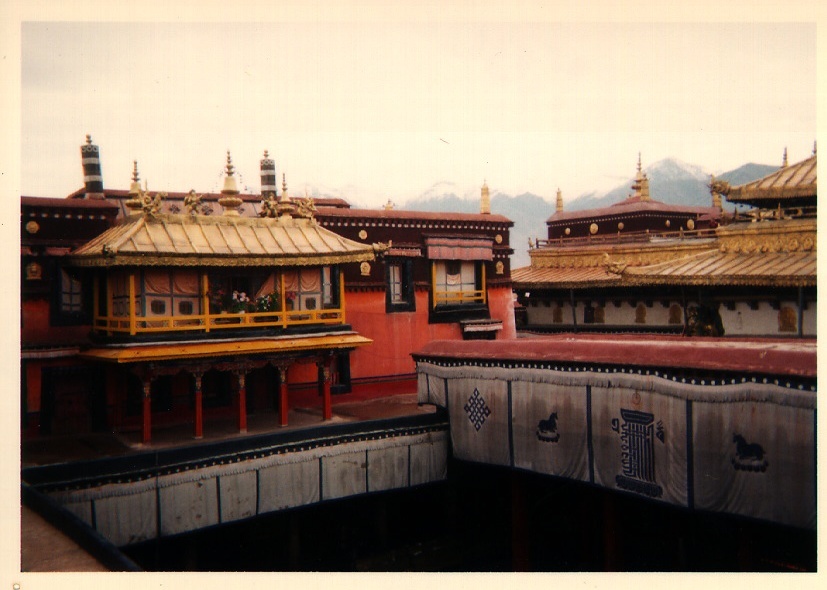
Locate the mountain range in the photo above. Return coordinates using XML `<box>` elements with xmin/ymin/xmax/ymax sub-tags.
<box><xmin>400</xmin><ymin>159</ymin><xmax>778</xmax><ymax>268</ymax></box>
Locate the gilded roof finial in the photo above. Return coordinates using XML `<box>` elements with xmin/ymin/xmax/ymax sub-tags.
<box><xmin>129</xmin><ymin>160</ymin><xmax>142</xmax><ymax>197</ymax></box>
<box><xmin>282</xmin><ymin>173</ymin><xmax>288</xmax><ymax>198</ymax></box>
<box><xmin>782</xmin><ymin>147</ymin><xmax>788</xmax><ymax>168</ymax></box>
<box><xmin>263</xmin><ymin>149</ymin><xmax>269</xmax><ymax>158</ymax></box>
<box><xmin>813</xmin><ymin>141</ymin><xmax>817</xmax><ymax>156</ymax></box>
<box><xmin>556</xmin><ymin>188</ymin><xmax>564</xmax><ymax>212</ymax></box>
<box><xmin>480</xmin><ymin>179</ymin><xmax>491</xmax><ymax>215</ymax></box>
<box><xmin>86</xmin><ymin>134</ymin><xmax>93</xmax><ymax>145</ymax></box>
<box><xmin>220</xmin><ymin>150</ymin><xmax>242</xmax><ymax>215</ymax></box>
<box><xmin>637</xmin><ymin>152</ymin><xmax>642</xmax><ymax>173</ymax></box>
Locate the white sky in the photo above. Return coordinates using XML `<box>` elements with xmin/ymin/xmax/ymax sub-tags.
<box><xmin>13</xmin><ymin>10</ymin><xmax>819</xmax><ymax>208</ymax></box>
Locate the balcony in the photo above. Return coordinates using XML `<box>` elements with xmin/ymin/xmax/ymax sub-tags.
<box><xmin>92</xmin><ymin>276</ymin><xmax>347</xmax><ymax>337</ymax></box>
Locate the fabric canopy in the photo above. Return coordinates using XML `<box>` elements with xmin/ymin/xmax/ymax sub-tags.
<box><xmin>425</xmin><ymin>237</ymin><xmax>493</xmax><ymax>261</ymax></box>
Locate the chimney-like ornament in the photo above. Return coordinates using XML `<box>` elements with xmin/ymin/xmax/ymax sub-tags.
<box><xmin>782</xmin><ymin>147</ymin><xmax>788</xmax><ymax>168</ymax></box>
<box><xmin>556</xmin><ymin>188</ymin><xmax>564</xmax><ymax>212</ymax></box>
<box><xmin>480</xmin><ymin>180</ymin><xmax>490</xmax><ymax>215</ymax></box>
<box><xmin>260</xmin><ymin>149</ymin><xmax>277</xmax><ymax>200</ymax></box>
<box><xmin>219</xmin><ymin>151</ymin><xmax>243</xmax><ymax>216</ymax></box>
<box><xmin>81</xmin><ymin>134</ymin><xmax>105</xmax><ymax>199</ymax></box>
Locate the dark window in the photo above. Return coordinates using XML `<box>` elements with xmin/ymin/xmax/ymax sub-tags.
<box><xmin>179</xmin><ymin>301</ymin><xmax>194</xmax><ymax>315</ymax></box>
<box><xmin>51</xmin><ymin>266</ymin><xmax>90</xmax><ymax>326</ymax></box>
<box><xmin>150</xmin><ymin>300</ymin><xmax>166</xmax><ymax>314</ymax></box>
<box><xmin>386</xmin><ymin>260</ymin><xmax>415</xmax><ymax>312</ymax></box>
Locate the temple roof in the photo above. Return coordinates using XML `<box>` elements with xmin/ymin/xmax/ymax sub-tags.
<box><xmin>725</xmin><ymin>153</ymin><xmax>816</xmax><ymax>206</ymax></box>
<box><xmin>316</xmin><ymin>206</ymin><xmax>513</xmax><ymax>226</ymax></box>
<box><xmin>69</xmin><ymin>212</ymin><xmax>381</xmax><ymax>267</ymax></box>
<box><xmin>512</xmin><ymin>265</ymin><xmax>622</xmax><ymax>289</ymax></box>
<box><xmin>547</xmin><ymin>197</ymin><xmax>719</xmax><ymax>224</ymax></box>
<box><xmin>622</xmin><ymin>249</ymin><xmax>816</xmax><ymax>287</ymax></box>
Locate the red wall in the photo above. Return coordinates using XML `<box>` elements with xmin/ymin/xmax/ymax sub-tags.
<box><xmin>345</xmin><ymin>285</ymin><xmax>516</xmax><ymax>386</ymax></box>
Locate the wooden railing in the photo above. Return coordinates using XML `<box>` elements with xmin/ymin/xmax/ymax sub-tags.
<box><xmin>433</xmin><ymin>289</ymin><xmax>486</xmax><ymax>307</ymax></box>
<box><xmin>94</xmin><ymin>276</ymin><xmax>348</xmax><ymax>336</ymax></box>
<box><xmin>534</xmin><ymin>227</ymin><xmax>718</xmax><ymax>249</ymax></box>
<box><xmin>93</xmin><ymin>307</ymin><xmax>346</xmax><ymax>335</ymax></box>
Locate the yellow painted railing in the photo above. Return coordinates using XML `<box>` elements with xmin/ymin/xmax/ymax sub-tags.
<box><xmin>433</xmin><ymin>289</ymin><xmax>486</xmax><ymax>307</ymax></box>
<box><xmin>94</xmin><ymin>272</ymin><xmax>349</xmax><ymax>336</ymax></box>
<box><xmin>93</xmin><ymin>307</ymin><xmax>346</xmax><ymax>335</ymax></box>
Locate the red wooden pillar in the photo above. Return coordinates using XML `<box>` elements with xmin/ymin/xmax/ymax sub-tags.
<box><xmin>193</xmin><ymin>372</ymin><xmax>203</xmax><ymax>439</ymax></box>
<box><xmin>278</xmin><ymin>366</ymin><xmax>289</xmax><ymax>427</ymax></box>
<box><xmin>236</xmin><ymin>371</ymin><xmax>247</xmax><ymax>433</ymax></box>
<box><xmin>320</xmin><ymin>355</ymin><xmax>332</xmax><ymax>421</ymax></box>
<box><xmin>141</xmin><ymin>379</ymin><xmax>152</xmax><ymax>445</ymax></box>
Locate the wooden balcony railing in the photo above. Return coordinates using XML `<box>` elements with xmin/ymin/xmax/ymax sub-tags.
<box><xmin>93</xmin><ymin>307</ymin><xmax>346</xmax><ymax>336</ymax></box>
<box><xmin>93</xmin><ymin>276</ymin><xmax>348</xmax><ymax>336</ymax></box>
<box><xmin>433</xmin><ymin>289</ymin><xmax>486</xmax><ymax>307</ymax></box>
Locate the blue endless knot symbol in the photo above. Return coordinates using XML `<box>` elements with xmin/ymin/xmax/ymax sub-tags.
<box><xmin>464</xmin><ymin>388</ymin><xmax>491</xmax><ymax>431</ymax></box>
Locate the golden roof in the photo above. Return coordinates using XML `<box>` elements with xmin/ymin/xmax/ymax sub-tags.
<box><xmin>622</xmin><ymin>249</ymin><xmax>816</xmax><ymax>287</ymax></box>
<box><xmin>512</xmin><ymin>265</ymin><xmax>622</xmax><ymax>289</ymax></box>
<box><xmin>70</xmin><ymin>212</ymin><xmax>381</xmax><ymax>267</ymax></box>
<box><xmin>726</xmin><ymin>154</ymin><xmax>816</xmax><ymax>204</ymax></box>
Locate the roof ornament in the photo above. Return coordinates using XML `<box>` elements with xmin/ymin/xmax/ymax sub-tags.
<box><xmin>219</xmin><ymin>151</ymin><xmax>243</xmax><ymax>216</ymax></box>
<box><xmin>631</xmin><ymin>153</ymin><xmax>646</xmax><ymax>198</ymax></box>
<box><xmin>556</xmin><ymin>188</ymin><xmax>564</xmax><ymax>212</ymax></box>
<box><xmin>782</xmin><ymin>147</ymin><xmax>788</xmax><ymax>168</ymax></box>
<box><xmin>384</xmin><ymin>199</ymin><xmax>394</xmax><ymax>210</ymax></box>
<box><xmin>124</xmin><ymin>160</ymin><xmax>162</xmax><ymax>217</ymax></box>
<box><xmin>129</xmin><ymin>160</ymin><xmax>141</xmax><ymax>196</ymax></box>
<box><xmin>813</xmin><ymin>141</ymin><xmax>817</xmax><ymax>156</ymax></box>
<box><xmin>480</xmin><ymin>180</ymin><xmax>491</xmax><ymax>215</ymax></box>
<box><xmin>602</xmin><ymin>252</ymin><xmax>627</xmax><ymax>275</ymax></box>
<box><xmin>708</xmin><ymin>174</ymin><xmax>727</xmax><ymax>208</ymax></box>
<box><xmin>184</xmin><ymin>189</ymin><xmax>203</xmax><ymax>215</ymax></box>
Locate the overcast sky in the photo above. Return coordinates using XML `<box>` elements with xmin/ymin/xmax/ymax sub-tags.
<box><xmin>15</xmin><ymin>11</ymin><xmax>820</xmax><ymax>208</ymax></box>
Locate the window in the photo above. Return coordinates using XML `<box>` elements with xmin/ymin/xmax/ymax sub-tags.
<box><xmin>150</xmin><ymin>300</ymin><xmax>166</xmax><ymax>315</ymax></box>
<box><xmin>60</xmin><ymin>269</ymin><xmax>83</xmax><ymax>313</ymax></box>
<box><xmin>386</xmin><ymin>260</ymin><xmax>414</xmax><ymax>312</ymax></box>
<box><xmin>433</xmin><ymin>260</ymin><xmax>484</xmax><ymax>307</ymax></box>
<box><xmin>52</xmin><ymin>267</ymin><xmax>90</xmax><ymax>326</ymax></box>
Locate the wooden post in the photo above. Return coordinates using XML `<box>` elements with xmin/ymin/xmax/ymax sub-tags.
<box><xmin>236</xmin><ymin>371</ymin><xmax>247</xmax><ymax>433</ymax></box>
<box><xmin>141</xmin><ymin>379</ymin><xmax>152</xmax><ymax>445</ymax></box>
<box><xmin>202</xmin><ymin>273</ymin><xmax>211</xmax><ymax>333</ymax></box>
<box><xmin>320</xmin><ymin>355</ymin><xmax>332</xmax><ymax>421</ymax></box>
<box><xmin>128</xmin><ymin>271</ymin><xmax>137</xmax><ymax>335</ymax></box>
<box><xmin>193</xmin><ymin>372</ymin><xmax>203</xmax><ymax>439</ymax></box>
<box><xmin>280</xmin><ymin>273</ymin><xmax>288</xmax><ymax>328</ymax></box>
<box><xmin>339</xmin><ymin>274</ymin><xmax>346</xmax><ymax>324</ymax></box>
<box><xmin>92</xmin><ymin>273</ymin><xmax>100</xmax><ymax>333</ymax></box>
<box><xmin>278</xmin><ymin>366</ymin><xmax>289</xmax><ymax>427</ymax></box>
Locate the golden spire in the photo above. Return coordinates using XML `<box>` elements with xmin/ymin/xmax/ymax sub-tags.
<box><xmin>556</xmin><ymin>188</ymin><xmax>564</xmax><ymax>212</ymax></box>
<box><xmin>129</xmin><ymin>160</ymin><xmax>141</xmax><ymax>196</ymax></box>
<box><xmin>782</xmin><ymin>147</ymin><xmax>788</xmax><ymax>168</ymax></box>
<box><xmin>631</xmin><ymin>153</ymin><xmax>645</xmax><ymax>198</ymax></box>
<box><xmin>219</xmin><ymin>150</ymin><xmax>242</xmax><ymax>215</ymax></box>
<box><xmin>480</xmin><ymin>180</ymin><xmax>490</xmax><ymax>215</ymax></box>
<box><xmin>813</xmin><ymin>141</ymin><xmax>817</xmax><ymax>156</ymax></box>
<box><xmin>282</xmin><ymin>173</ymin><xmax>288</xmax><ymax>200</ymax></box>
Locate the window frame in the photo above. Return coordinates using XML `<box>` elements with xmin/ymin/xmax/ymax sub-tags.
<box><xmin>385</xmin><ymin>259</ymin><xmax>415</xmax><ymax>312</ymax></box>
